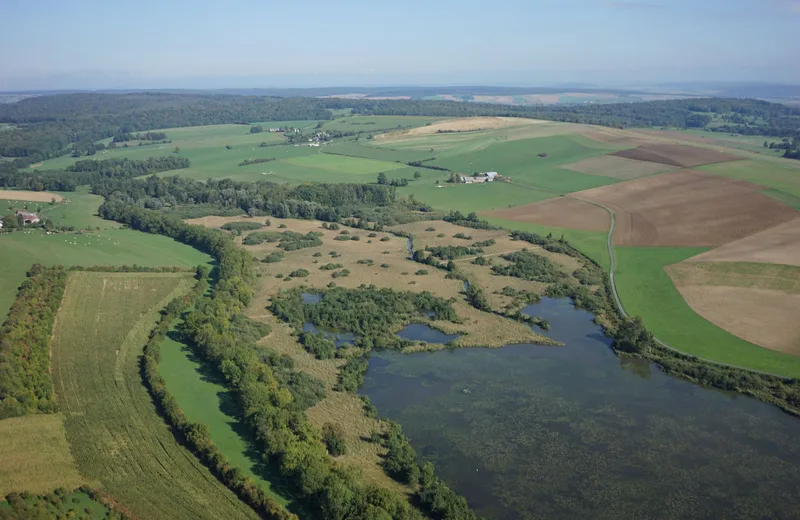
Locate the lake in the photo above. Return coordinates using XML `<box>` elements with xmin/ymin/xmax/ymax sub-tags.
<box><xmin>361</xmin><ymin>298</ymin><xmax>800</xmax><ymax>519</ymax></box>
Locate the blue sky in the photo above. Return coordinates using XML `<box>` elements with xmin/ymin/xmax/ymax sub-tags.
<box><xmin>1</xmin><ymin>0</ymin><xmax>798</xmax><ymax>89</ymax></box>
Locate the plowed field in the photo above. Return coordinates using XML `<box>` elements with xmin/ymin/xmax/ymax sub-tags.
<box><xmin>610</xmin><ymin>144</ymin><xmax>739</xmax><ymax>168</ymax></box>
<box><xmin>688</xmin><ymin>217</ymin><xmax>800</xmax><ymax>266</ymax></box>
<box><xmin>485</xmin><ymin>197</ymin><xmax>609</xmax><ymax>232</ymax></box>
<box><xmin>562</xmin><ymin>155</ymin><xmax>679</xmax><ymax>180</ymax></box>
<box><xmin>576</xmin><ymin>170</ymin><xmax>798</xmax><ymax>246</ymax></box>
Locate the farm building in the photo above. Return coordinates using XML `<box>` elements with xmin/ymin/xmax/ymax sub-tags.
<box><xmin>459</xmin><ymin>171</ymin><xmax>501</xmax><ymax>184</ymax></box>
<box><xmin>16</xmin><ymin>210</ymin><xmax>40</xmax><ymax>224</ymax></box>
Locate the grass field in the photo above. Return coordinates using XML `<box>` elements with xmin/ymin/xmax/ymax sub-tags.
<box><xmin>0</xmin><ymin>489</ymin><xmax>118</xmax><ymax>519</ymax></box>
<box><xmin>483</xmin><ymin>217</ymin><xmax>611</xmax><ymax>271</ymax></box>
<box><xmin>320</xmin><ymin>141</ymin><xmax>435</xmax><ymax>163</ymax></box>
<box><xmin>51</xmin><ymin>271</ymin><xmax>258</xmax><ymax>520</ymax></box>
<box><xmin>614</xmin><ymin>247</ymin><xmax>800</xmax><ymax>378</ymax></box>
<box><xmin>0</xmin><ymin>413</ymin><xmax>84</xmax><ymax>496</ymax></box>
<box><xmin>0</xmin><ymin>229</ymin><xmax>213</xmax><ymax>322</ymax></box>
<box><xmin>321</xmin><ymin>115</ymin><xmax>442</xmax><ymax>132</ymax></box>
<box><xmin>400</xmin><ymin>177</ymin><xmax>555</xmax><ymax>213</ymax></box>
<box><xmin>284</xmin><ymin>153</ymin><xmax>406</xmax><ymax>175</ymax></box>
<box><xmin>159</xmin><ymin>333</ymin><xmax>295</xmax><ymax>510</ymax></box>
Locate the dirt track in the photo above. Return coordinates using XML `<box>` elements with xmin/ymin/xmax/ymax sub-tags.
<box><xmin>575</xmin><ymin>170</ymin><xmax>798</xmax><ymax>247</ymax></box>
<box><xmin>484</xmin><ymin>197</ymin><xmax>610</xmax><ymax>232</ymax></box>
<box><xmin>611</xmin><ymin>144</ymin><xmax>740</xmax><ymax>168</ymax></box>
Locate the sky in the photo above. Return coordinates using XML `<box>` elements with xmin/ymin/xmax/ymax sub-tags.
<box><xmin>1</xmin><ymin>0</ymin><xmax>798</xmax><ymax>90</ymax></box>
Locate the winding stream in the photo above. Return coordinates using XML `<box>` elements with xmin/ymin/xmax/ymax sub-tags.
<box><xmin>361</xmin><ymin>298</ymin><xmax>800</xmax><ymax>519</ymax></box>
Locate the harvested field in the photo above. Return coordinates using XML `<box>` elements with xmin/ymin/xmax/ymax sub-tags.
<box><xmin>610</xmin><ymin>144</ymin><xmax>739</xmax><ymax>168</ymax></box>
<box><xmin>667</xmin><ymin>262</ymin><xmax>800</xmax><ymax>355</ymax></box>
<box><xmin>687</xmin><ymin>217</ymin><xmax>800</xmax><ymax>266</ymax></box>
<box><xmin>0</xmin><ymin>413</ymin><xmax>84</xmax><ymax>496</ymax></box>
<box><xmin>0</xmin><ymin>189</ymin><xmax>64</xmax><ymax>202</ymax></box>
<box><xmin>562</xmin><ymin>155</ymin><xmax>679</xmax><ymax>180</ymax></box>
<box><xmin>52</xmin><ymin>271</ymin><xmax>258</xmax><ymax>520</ymax></box>
<box><xmin>376</xmin><ymin>117</ymin><xmax>543</xmax><ymax>140</ymax></box>
<box><xmin>576</xmin><ymin>170</ymin><xmax>799</xmax><ymax>247</ymax></box>
<box><xmin>484</xmin><ymin>197</ymin><xmax>609</xmax><ymax>232</ymax></box>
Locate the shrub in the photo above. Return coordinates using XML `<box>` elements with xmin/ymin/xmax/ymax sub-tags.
<box><xmin>415</xmin><ymin>270</ymin><xmax>429</xmax><ymax>275</ymax></box>
<box><xmin>312</xmin><ymin>252</ymin><xmax>322</xmax><ymax>257</ymax></box>
<box><xmin>220</xmin><ymin>221</ymin><xmax>263</xmax><ymax>235</ymax></box>
<box><xmin>278</xmin><ymin>223</ymin><xmax>287</xmax><ymax>228</ymax></box>
<box><xmin>356</xmin><ymin>259</ymin><xmax>374</xmax><ymax>265</ymax></box>
<box><xmin>380</xmin><ymin>236</ymin><xmax>391</xmax><ymax>242</ymax></box>
<box><xmin>289</xmin><ymin>269</ymin><xmax>310</xmax><ymax>278</ymax></box>
<box><xmin>425</xmin><ymin>227</ymin><xmax>436</xmax><ymax>232</ymax></box>
<box><xmin>381</xmin><ymin>264</ymin><xmax>390</xmax><ymax>269</ymax></box>
<box><xmin>436</xmin><ymin>233</ymin><xmax>445</xmax><ymax>238</ymax></box>
<box><xmin>471</xmin><ymin>239</ymin><xmax>495</xmax><ymax>248</ymax></box>
<box><xmin>350</xmin><ymin>236</ymin><xmax>360</xmax><ymax>241</ymax></box>
<box><xmin>367</xmin><ymin>232</ymin><xmax>377</xmax><ymax>238</ymax></box>
<box><xmin>452</xmin><ymin>233</ymin><xmax>472</xmax><ymax>240</ymax></box>
<box><xmin>319</xmin><ymin>263</ymin><xmax>344</xmax><ymax>270</ymax></box>
<box><xmin>331</xmin><ymin>269</ymin><xmax>351</xmax><ymax>279</ymax></box>
<box><xmin>262</xmin><ymin>251</ymin><xmax>285</xmax><ymax>263</ymax></box>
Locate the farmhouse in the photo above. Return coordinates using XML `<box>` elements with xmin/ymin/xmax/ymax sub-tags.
<box><xmin>459</xmin><ymin>171</ymin><xmax>501</xmax><ymax>184</ymax></box>
<box><xmin>16</xmin><ymin>210</ymin><xmax>40</xmax><ymax>224</ymax></box>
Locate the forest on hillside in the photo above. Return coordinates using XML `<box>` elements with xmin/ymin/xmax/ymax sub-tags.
<box><xmin>1</xmin><ymin>93</ymin><xmax>799</xmax><ymax>162</ymax></box>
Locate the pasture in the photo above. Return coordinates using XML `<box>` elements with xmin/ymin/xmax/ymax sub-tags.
<box><xmin>51</xmin><ymin>271</ymin><xmax>259</xmax><ymax>520</ymax></box>
<box><xmin>485</xmin><ymin>197</ymin><xmax>610</xmax><ymax>232</ymax></box>
<box><xmin>2</xmin><ymin>187</ymin><xmax>113</xmax><ymax>230</ymax></box>
<box><xmin>667</xmin><ymin>262</ymin><xmax>800</xmax><ymax>355</ymax></box>
<box><xmin>0</xmin><ymin>413</ymin><xmax>83</xmax><ymax>496</ymax></box>
<box><xmin>614</xmin><ymin>246</ymin><xmax>800</xmax><ymax>378</ymax></box>
<box><xmin>321</xmin><ymin>115</ymin><xmax>443</xmax><ymax>132</ymax></box>
<box><xmin>159</xmin><ymin>333</ymin><xmax>294</xmax><ymax>509</ymax></box>
<box><xmin>0</xmin><ymin>229</ymin><xmax>212</xmax><ymax>319</ymax></box>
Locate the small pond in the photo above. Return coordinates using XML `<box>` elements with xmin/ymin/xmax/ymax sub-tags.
<box><xmin>396</xmin><ymin>323</ymin><xmax>460</xmax><ymax>345</ymax></box>
<box><xmin>361</xmin><ymin>297</ymin><xmax>800</xmax><ymax>520</ymax></box>
<box><xmin>301</xmin><ymin>292</ymin><xmax>322</xmax><ymax>304</ymax></box>
<box><xmin>302</xmin><ymin>322</ymin><xmax>356</xmax><ymax>348</ymax></box>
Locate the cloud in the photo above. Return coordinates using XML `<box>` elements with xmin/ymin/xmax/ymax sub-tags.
<box><xmin>601</xmin><ymin>1</ymin><xmax>662</xmax><ymax>9</ymax></box>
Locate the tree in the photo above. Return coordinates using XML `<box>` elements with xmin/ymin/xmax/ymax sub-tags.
<box><xmin>173</xmin><ymin>146</ymin><xmax>180</xmax><ymax>154</ymax></box>
<box><xmin>250</xmin><ymin>125</ymin><xmax>264</xmax><ymax>134</ymax></box>
<box><xmin>2</xmin><ymin>214</ymin><xmax>17</xmax><ymax>229</ymax></box>
<box><xmin>322</xmin><ymin>423</ymin><xmax>347</xmax><ymax>456</ymax></box>
<box><xmin>413</xmin><ymin>171</ymin><xmax>421</xmax><ymax>179</ymax></box>
<box><xmin>377</xmin><ymin>172</ymin><xmax>388</xmax><ymax>185</ymax></box>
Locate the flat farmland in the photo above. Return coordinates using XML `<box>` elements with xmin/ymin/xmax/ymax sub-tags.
<box><xmin>667</xmin><ymin>262</ymin><xmax>800</xmax><ymax>355</ymax></box>
<box><xmin>322</xmin><ymin>115</ymin><xmax>442</xmax><ymax>132</ymax></box>
<box><xmin>0</xmin><ymin>229</ymin><xmax>212</xmax><ymax>320</ymax></box>
<box><xmin>428</xmin><ymin>135</ymin><xmax>624</xmax><ymax>193</ymax></box>
<box><xmin>1</xmin><ymin>187</ymin><xmax>112</xmax><ymax>230</ymax></box>
<box><xmin>51</xmin><ymin>271</ymin><xmax>259</xmax><ymax>520</ymax></box>
<box><xmin>698</xmin><ymin>159</ymin><xmax>800</xmax><ymax>210</ymax></box>
<box><xmin>0</xmin><ymin>413</ymin><xmax>84</xmax><ymax>496</ymax></box>
<box><xmin>283</xmin><ymin>153</ymin><xmax>406</xmax><ymax>175</ymax></box>
<box><xmin>575</xmin><ymin>170</ymin><xmax>799</xmax><ymax>247</ymax></box>
<box><xmin>485</xmin><ymin>196</ymin><xmax>610</xmax><ymax>232</ymax></box>
<box><xmin>561</xmin><ymin>155</ymin><xmax>679</xmax><ymax>180</ymax></box>
<box><xmin>614</xmin><ymin>246</ymin><xmax>800</xmax><ymax>378</ymax></box>
<box><xmin>398</xmin><ymin>177</ymin><xmax>555</xmax><ymax>213</ymax></box>
<box><xmin>320</xmin><ymin>141</ymin><xmax>435</xmax><ymax>163</ymax></box>
<box><xmin>687</xmin><ymin>217</ymin><xmax>800</xmax><ymax>267</ymax></box>
<box><xmin>610</xmin><ymin>144</ymin><xmax>740</xmax><ymax>168</ymax></box>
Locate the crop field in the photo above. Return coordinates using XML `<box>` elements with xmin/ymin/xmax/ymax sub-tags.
<box><xmin>51</xmin><ymin>271</ymin><xmax>259</xmax><ymax>520</ymax></box>
<box><xmin>0</xmin><ymin>229</ymin><xmax>212</xmax><ymax>319</ymax></box>
<box><xmin>159</xmin><ymin>333</ymin><xmax>294</xmax><ymax>509</ymax></box>
<box><xmin>698</xmin><ymin>159</ymin><xmax>800</xmax><ymax>209</ymax></box>
<box><xmin>666</xmin><ymin>262</ymin><xmax>800</xmax><ymax>355</ymax></box>
<box><xmin>485</xmin><ymin>197</ymin><xmax>610</xmax><ymax>232</ymax></box>
<box><xmin>0</xmin><ymin>413</ymin><xmax>84</xmax><ymax>496</ymax></box>
<box><xmin>610</xmin><ymin>144</ymin><xmax>740</xmax><ymax>168</ymax></box>
<box><xmin>561</xmin><ymin>155</ymin><xmax>679</xmax><ymax>180</ymax></box>
<box><xmin>614</xmin><ymin>246</ymin><xmax>800</xmax><ymax>378</ymax></box>
<box><xmin>575</xmin><ymin>170</ymin><xmax>799</xmax><ymax>247</ymax></box>
<box><xmin>688</xmin><ymin>216</ymin><xmax>800</xmax><ymax>266</ymax></box>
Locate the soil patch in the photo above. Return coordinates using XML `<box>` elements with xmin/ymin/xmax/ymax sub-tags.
<box><xmin>576</xmin><ymin>170</ymin><xmax>798</xmax><ymax>247</ymax></box>
<box><xmin>687</xmin><ymin>217</ymin><xmax>800</xmax><ymax>266</ymax></box>
<box><xmin>0</xmin><ymin>190</ymin><xmax>64</xmax><ymax>202</ymax></box>
<box><xmin>484</xmin><ymin>197</ymin><xmax>609</xmax><ymax>232</ymax></box>
<box><xmin>562</xmin><ymin>155</ymin><xmax>679</xmax><ymax>180</ymax></box>
<box><xmin>610</xmin><ymin>144</ymin><xmax>740</xmax><ymax>168</ymax></box>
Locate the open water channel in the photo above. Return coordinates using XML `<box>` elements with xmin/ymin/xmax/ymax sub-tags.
<box><xmin>361</xmin><ymin>298</ymin><xmax>800</xmax><ymax>519</ymax></box>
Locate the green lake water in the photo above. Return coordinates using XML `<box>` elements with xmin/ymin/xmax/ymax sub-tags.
<box><xmin>361</xmin><ymin>298</ymin><xmax>800</xmax><ymax>519</ymax></box>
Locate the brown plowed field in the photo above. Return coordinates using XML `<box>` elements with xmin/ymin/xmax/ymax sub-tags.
<box><xmin>667</xmin><ymin>262</ymin><xmax>800</xmax><ymax>355</ymax></box>
<box><xmin>484</xmin><ymin>197</ymin><xmax>609</xmax><ymax>232</ymax></box>
<box><xmin>576</xmin><ymin>170</ymin><xmax>799</xmax><ymax>247</ymax></box>
<box><xmin>562</xmin><ymin>155</ymin><xmax>679</xmax><ymax>180</ymax></box>
<box><xmin>610</xmin><ymin>144</ymin><xmax>740</xmax><ymax>168</ymax></box>
<box><xmin>687</xmin><ymin>217</ymin><xmax>800</xmax><ymax>266</ymax></box>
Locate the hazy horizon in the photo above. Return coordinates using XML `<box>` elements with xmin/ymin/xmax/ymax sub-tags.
<box><xmin>2</xmin><ymin>0</ymin><xmax>799</xmax><ymax>90</ymax></box>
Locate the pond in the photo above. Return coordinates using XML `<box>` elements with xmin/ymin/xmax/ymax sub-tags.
<box><xmin>301</xmin><ymin>292</ymin><xmax>322</xmax><ymax>304</ymax></box>
<box><xmin>302</xmin><ymin>322</ymin><xmax>356</xmax><ymax>348</ymax></box>
<box><xmin>361</xmin><ymin>298</ymin><xmax>800</xmax><ymax>520</ymax></box>
<box><xmin>396</xmin><ymin>323</ymin><xmax>460</xmax><ymax>345</ymax></box>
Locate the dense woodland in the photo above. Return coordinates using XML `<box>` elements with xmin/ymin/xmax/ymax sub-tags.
<box><xmin>1</xmin><ymin>93</ymin><xmax>799</xmax><ymax>162</ymax></box>
<box><xmin>0</xmin><ymin>265</ymin><xmax>67</xmax><ymax>418</ymax></box>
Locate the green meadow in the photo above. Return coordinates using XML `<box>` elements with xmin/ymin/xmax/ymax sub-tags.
<box><xmin>320</xmin><ymin>115</ymin><xmax>443</xmax><ymax>132</ymax></box>
<box><xmin>614</xmin><ymin>246</ymin><xmax>800</xmax><ymax>378</ymax></box>
<box><xmin>698</xmin><ymin>158</ymin><xmax>800</xmax><ymax>208</ymax></box>
<box><xmin>159</xmin><ymin>333</ymin><xmax>294</xmax><ymax>509</ymax></box>
<box><xmin>0</xmin><ymin>229</ymin><xmax>212</xmax><ymax>318</ymax></box>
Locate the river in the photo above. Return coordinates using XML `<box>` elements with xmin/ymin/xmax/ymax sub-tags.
<box><xmin>361</xmin><ymin>298</ymin><xmax>800</xmax><ymax>519</ymax></box>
